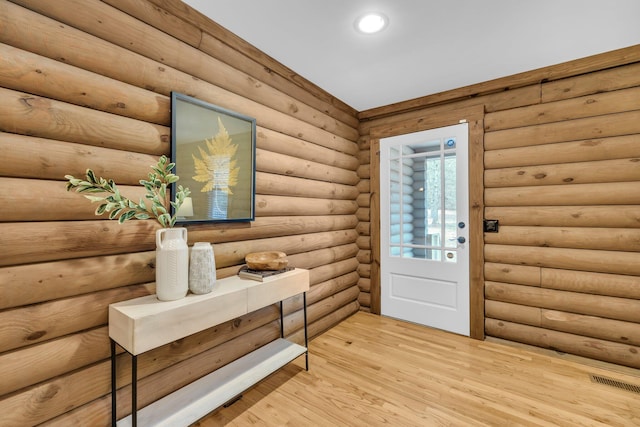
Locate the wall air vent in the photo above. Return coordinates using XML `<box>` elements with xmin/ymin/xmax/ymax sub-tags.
<box><xmin>589</xmin><ymin>374</ymin><xmax>640</xmax><ymax>394</ymax></box>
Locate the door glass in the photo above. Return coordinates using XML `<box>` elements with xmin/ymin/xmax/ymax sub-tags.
<box><xmin>443</xmin><ymin>152</ymin><xmax>457</xmax><ymax>249</ymax></box>
<box><xmin>389</xmin><ymin>156</ymin><xmax>402</xmax><ymax>256</ymax></box>
<box><xmin>388</xmin><ymin>136</ymin><xmax>458</xmax><ymax>262</ymax></box>
<box><xmin>422</xmin><ymin>155</ymin><xmax>441</xmax><ymax>260</ymax></box>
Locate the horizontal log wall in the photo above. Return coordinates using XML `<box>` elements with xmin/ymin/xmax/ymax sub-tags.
<box><xmin>0</xmin><ymin>1</ymin><xmax>360</xmax><ymax>425</ymax></box>
<box><xmin>482</xmin><ymin>59</ymin><xmax>640</xmax><ymax>368</ymax></box>
<box><xmin>359</xmin><ymin>45</ymin><xmax>640</xmax><ymax>368</ymax></box>
<box><xmin>356</xmin><ymin>134</ymin><xmax>372</xmax><ymax>311</ymax></box>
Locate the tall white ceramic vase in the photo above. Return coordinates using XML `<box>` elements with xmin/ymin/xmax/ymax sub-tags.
<box><xmin>155</xmin><ymin>227</ymin><xmax>189</xmax><ymax>301</ymax></box>
<box><xmin>189</xmin><ymin>242</ymin><xmax>216</xmax><ymax>294</ymax></box>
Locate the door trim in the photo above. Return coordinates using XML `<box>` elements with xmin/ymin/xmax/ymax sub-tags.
<box><xmin>369</xmin><ymin>104</ymin><xmax>485</xmax><ymax>339</ymax></box>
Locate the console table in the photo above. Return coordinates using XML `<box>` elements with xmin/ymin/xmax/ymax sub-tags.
<box><xmin>109</xmin><ymin>268</ymin><xmax>309</xmax><ymax>427</ymax></box>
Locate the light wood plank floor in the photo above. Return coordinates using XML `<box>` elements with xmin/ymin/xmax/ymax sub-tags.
<box><xmin>195</xmin><ymin>312</ymin><xmax>640</xmax><ymax>426</ymax></box>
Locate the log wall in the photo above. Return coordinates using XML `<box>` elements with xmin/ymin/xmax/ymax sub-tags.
<box><xmin>0</xmin><ymin>1</ymin><xmax>360</xmax><ymax>425</ymax></box>
<box><xmin>358</xmin><ymin>45</ymin><xmax>640</xmax><ymax>368</ymax></box>
<box><xmin>482</xmin><ymin>59</ymin><xmax>640</xmax><ymax>368</ymax></box>
<box><xmin>1</xmin><ymin>1</ymin><xmax>639</xmax><ymax>424</ymax></box>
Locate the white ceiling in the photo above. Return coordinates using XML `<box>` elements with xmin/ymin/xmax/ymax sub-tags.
<box><xmin>183</xmin><ymin>0</ymin><xmax>640</xmax><ymax>112</ymax></box>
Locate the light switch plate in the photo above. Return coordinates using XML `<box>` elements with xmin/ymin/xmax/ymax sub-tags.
<box><xmin>484</xmin><ymin>219</ymin><xmax>499</xmax><ymax>233</ymax></box>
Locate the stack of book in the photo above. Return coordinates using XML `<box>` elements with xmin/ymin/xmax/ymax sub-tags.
<box><xmin>238</xmin><ymin>266</ymin><xmax>294</xmax><ymax>282</ymax></box>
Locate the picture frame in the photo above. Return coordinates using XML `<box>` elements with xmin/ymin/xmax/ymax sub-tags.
<box><xmin>170</xmin><ymin>92</ymin><xmax>256</xmax><ymax>223</ymax></box>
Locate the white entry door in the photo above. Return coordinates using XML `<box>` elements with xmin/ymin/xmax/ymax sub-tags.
<box><xmin>380</xmin><ymin>122</ymin><xmax>469</xmax><ymax>336</ymax></box>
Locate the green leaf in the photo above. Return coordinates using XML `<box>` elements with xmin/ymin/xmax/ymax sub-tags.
<box><xmin>179</xmin><ymin>185</ymin><xmax>191</xmax><ymax>198</ymax></box>
<box><xmin>76</xmin><ymin>185</ymin><xmax>92</xmax><ymax>193</ymax></box>
<box><xmin>123</xmin><ymin>210</ymin><xmax>137</xmax><ymax>221</ymax></box>
<box><xmin>85</xmin><ymin>187</ymin><xmax>106</xmax><ymax>194</ymax></box>
<box><xmin>158</xmin><ymin>214</ymin><xmax>169</xmax><ymax>228</ymax></box>
<box><xmin>96</xmin><ymin>204</ymin><xmax>108</xmax><ymax>215</ymax></box>
<box><xmin>109</xmin><ymin>208</ymin><xmax>122</xmax><ymax>220</ymax></box>
<box><xmin>85</xmin><ymin>195</ymin><xmax>106</xmax><ymax>203</ymax></box>
<box><xmin>134</xmin><ymin>212</ymin><xmax>150</xmax><ymax>220</ymax></box>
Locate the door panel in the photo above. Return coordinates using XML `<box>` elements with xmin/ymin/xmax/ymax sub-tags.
<box><xmin>390</xmin><ymin>274</ymin><xmax>457</xmax><ymax>308</ymax></box>
<box><xmin>380</xmin><ymin>122</ymin><xmax>469</xmax><ymax>336</ymax></box>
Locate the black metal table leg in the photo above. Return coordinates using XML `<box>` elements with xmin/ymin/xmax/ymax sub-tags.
<box><xmin>132</xmin><ymin>354</ymin><xmax>137</xmax><ymax>427</ymax></box>
<box><xmin>303</xmin><ymin>292</ymin><xmax>309</xmax><ymax>371</ymax></box>
<box><xmin>111</xmin><ymin>339</ymin><xmax>116</xmax><ymax>427</ymax></box>
<box><xmin>279</xmin><ymin>300</ymin><xmax>284</xmax><ymax>338</ymax></box>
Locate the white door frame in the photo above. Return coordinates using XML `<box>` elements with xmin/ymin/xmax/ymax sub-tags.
<box><xmin>369</xmin><ymin>107</ymin><xmax>485</xmax><ymax>340</ymax></box>
<box><xmin>380</xmin><ymin>122</ymin><xmax>469</xmax><ymax>336</ymax></box>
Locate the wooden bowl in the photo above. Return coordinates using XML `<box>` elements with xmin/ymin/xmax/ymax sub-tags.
<box><xmin>245</xmin><ymin>251</ymin><xmax>288</xmax><ymax>271</ymax></box>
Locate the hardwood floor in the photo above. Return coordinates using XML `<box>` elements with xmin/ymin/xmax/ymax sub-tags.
<box><xmin>195</xmin><ymin>312</ymin><xmax>640</xmax><ymax>426</ymax></box>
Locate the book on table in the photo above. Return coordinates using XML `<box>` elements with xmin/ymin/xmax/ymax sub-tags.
<box><xmin>238</xmin><ymin>266</ymin><xmax>294</xmax><ymax>281</ymax></box>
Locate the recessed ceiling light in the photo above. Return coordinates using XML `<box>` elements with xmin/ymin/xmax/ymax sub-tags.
<box><xmin>355</xmin><ymin>12</ymin><xmax>388</xmax><ymax>34</ymax></box>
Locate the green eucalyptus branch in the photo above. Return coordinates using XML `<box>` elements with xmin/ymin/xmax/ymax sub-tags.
<box><xmin>65</xmin><ymin>155</ymin><xmax>191</xmax><ymax>228</ymax></box>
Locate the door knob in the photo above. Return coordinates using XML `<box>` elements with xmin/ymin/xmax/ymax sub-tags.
<box><xmin>457</xmin><ymin>236</ymin><xmax>466</xmax><ymax>244</ymax></box>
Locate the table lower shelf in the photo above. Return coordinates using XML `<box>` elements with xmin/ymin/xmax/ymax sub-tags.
<box><xmin>116</xmin><ymin>338</ymin><xmax>307</xmax><ymax>427</ymax></box>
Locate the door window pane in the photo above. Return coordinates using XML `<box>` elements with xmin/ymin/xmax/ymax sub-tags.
<box><xmin>443</xmin><ymin>153</ymin><xmax>457</xmax><ymax>248</ymax></box>
<box><xmin>409</xmin><ymin>139</ymin><xmax>440</xmax><ymax>153</ymax></box>
<box><xmin>387</xmin><ymin>137</ymin><xmax>458</xmax><ymax>262</ymax></box>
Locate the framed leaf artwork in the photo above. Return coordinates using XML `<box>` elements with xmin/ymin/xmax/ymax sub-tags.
<box><xmin>170</xmin><ymin>92</ymin><xmax>256</xmax><ymax>223</ymax></box>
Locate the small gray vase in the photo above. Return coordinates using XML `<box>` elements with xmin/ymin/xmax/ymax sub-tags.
<box><xmin>189</xmin><ymin>242</ymin><xmax>216</xmax><ymax>294</ymax></box>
